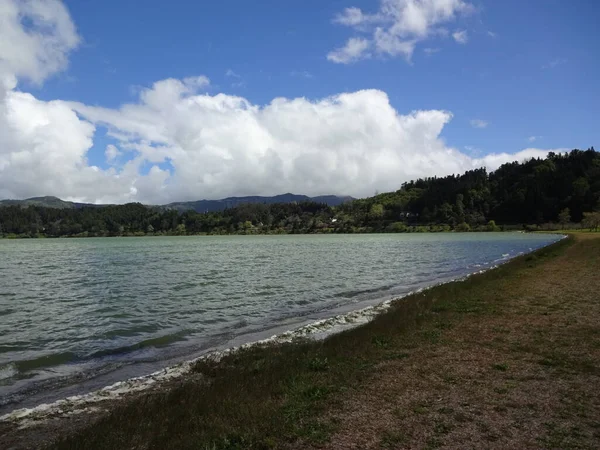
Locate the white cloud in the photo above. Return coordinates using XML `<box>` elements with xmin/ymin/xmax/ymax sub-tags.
<box><xmin>0</xmin><ymin>88</ymin><xmax>136</xmax><ymax>203</ymax></box>
<box><xmin>0</xmin><ymin>0</ymin><xmax>80</xmax><ymax>86</ymax></box>
<box><xmin>474</xmin><ymin>148</ymin><xmax>568</xmax><ymax>171</ymax></box>
<box><xmin>487</xmin><ymin>30</ymin><xmax>497</xmax><ymax>38</ymax></box>
<box><xmin>0</xmin><ymin>0</ymin><xmax>571</xmax><ymax>205</ymax></box>
<box><xmin>373</xmin><ymin>29</ymin><xmax>416</xmax><ymax>60</ymax></box>
<box><xmin>423</xmin><ymin>47</ymin><xmax>441</xmax><ymax>55</ymax></box>
<box><xmin>138</xmin><ymin>76</ymin><xmax>210</xmax><ymax>109</ymax></box>
<box><xmin>64</xmin><ymin>82</ymin><xmax>566</xmax><ymax>203</ymax></box>
<box><xmin>452</xmin><ymin>29</ymin><xmax>468</xmax><ymax>44</ymax></box>
<box><xmin>333</xmin><ymin>7</ymin><xmax>366</xmax><ymax>27</ymax></box>
<box><xmin>542</xmin><ymin>58</ymin><xmax>567</xmax><ymax>69</ymax></box>
<box><xmin>470</xmin><ymin>119</ymin><xmax>488</xmax><ymax>128</ymax></box>
<box><xmin>327</xmin><ymin>38</ymin><xmax>371</xmax><ymax>64</ymax></box>
<box><xmin>329</xmin><ymin>0</ymin><xmax>473</xmax><ymax>63</ymax></box>
<box><xmin>225</xmin><ymin>69</ymin><xmax>245</xmax><ymax>88</ymax></box>
<box><xmin>1</xmin><ymin>75</ymin><xmax>570</xmax><ymax>203</ymax></box>
<box><xmin>464</xmin><ymin>145</ymin><xmax>482</xmax><ymax>156</ymax></box>
<box><xmin>105</xmin><ymin>144</ymin><xmax>120</xmax><ymax>162</ymax></box>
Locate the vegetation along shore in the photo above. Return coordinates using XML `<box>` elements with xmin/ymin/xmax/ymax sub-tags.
<box><xmin>1</xmin><ymin>149</ymin><xmax>599</xmax><ymax>238</ymax></box>
<box><xmin>1</xmin><ymin>231</ymin><xmax>598</xmax><ymax>449</ymax></box>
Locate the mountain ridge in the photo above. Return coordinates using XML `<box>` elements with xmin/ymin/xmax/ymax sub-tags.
<box><xmin>0</xmin><ymin>194</ymin><xmax>354</xmax><ymax>212</ymax></box>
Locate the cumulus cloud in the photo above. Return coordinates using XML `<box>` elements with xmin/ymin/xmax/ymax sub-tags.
<box><xmin>452</xmin><ymin>29</ymin><xmax>468</xmax><ymax>44</ymax></box>
<box><xmin>329</xmin><ymin>0</ymin><xmax>473</xmax><ymax>63</ymax></box>
<box><xmin>327</xmin><ymin>38</ymin><xmax>371</xmax><ymax>64</ymax></box>
<box><xmin>333</xmin><ymin>7</ymin><xmax>367</xmax><ymax>27</ymax></box>
<box><xmin>65</xmin><ymin>84</ymin><xmax>561</xmax><ymax>203</ymax></box>
<box><xmin>473</xmin><ymin>148</ymin><xmax>568</xmax><ymax>171</ymax></box>
<box><xmin>470</xmin><ymin>119</ymin><xmax>488</xmax><ymax>128</ymax></box>
<box><xmin>0</xmin><ymin>0</ymin><xmax>80</xmax><ymax>86</ymax></box>
<box><xmin>0</xmin><ymin>0</ymin><xmax>569</xmax><ymax>205</ymax></box>
<box><xmin>0</xmin><ymin>88</ymin><xmax>137</xmax><ymax>203</ymax></box>
<box><xmin>0</xmin><ymin>0</ymin><xmax>140</xmax><ymax>203</ymax></box>
<box><xmin>69</xmin><ymin>88</ymin><xmax>463</xmax><ymax>202</ymax></box>
<box><xmin>105</xmin><ymin>144</ymin><xmax>120</xmax><ymax>162</ymax></box>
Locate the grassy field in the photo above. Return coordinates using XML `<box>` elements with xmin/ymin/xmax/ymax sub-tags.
<box><xmin>6</xmin><ymin>233</ymin><xmax>600</xmax><ymax>449</ymax></box>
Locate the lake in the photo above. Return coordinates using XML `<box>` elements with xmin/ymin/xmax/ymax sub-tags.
<box><xmin>0</xmin><ymin>233</ymin><xmax>561</xmax><ymax>413</ymax></box>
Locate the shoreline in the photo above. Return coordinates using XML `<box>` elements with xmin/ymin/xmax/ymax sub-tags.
<box><xmin>0</xmin><ymin>229</ymin><xmax>555</xmax><ymax>240</ymax></box>
<box><xmin>0</xmin><ymin>234</ymin><xmax>566</xmax><ymax>430</ymax></box>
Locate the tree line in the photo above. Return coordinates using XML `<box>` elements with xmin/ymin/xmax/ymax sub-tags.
<box><xmin>1</xmin><ymin>148</ymin><xmax>599</xmax><ymax>238</ymax></box>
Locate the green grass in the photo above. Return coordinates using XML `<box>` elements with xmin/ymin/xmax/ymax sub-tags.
<box><xmin>492</xmin><ymin>362</ymin><xmax>509</xmax><ymax>372</ymax></box>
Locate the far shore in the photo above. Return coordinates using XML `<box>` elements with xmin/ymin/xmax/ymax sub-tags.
<box><xmin>1</xmin><ymin>226</ymin><xmax>595</xmax><ymax>240</ymax></box>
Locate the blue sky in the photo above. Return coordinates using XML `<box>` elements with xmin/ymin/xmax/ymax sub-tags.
<box><xmin>1</xmin><ymin>0</ymin><xmax>598</xmax><ymax>203</ymax></box>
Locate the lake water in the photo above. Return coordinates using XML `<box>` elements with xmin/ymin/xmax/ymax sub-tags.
<box><xmin>0</xmin><ymin>233</ymin><xmax>561</xmax><ymax>413</ymax></box>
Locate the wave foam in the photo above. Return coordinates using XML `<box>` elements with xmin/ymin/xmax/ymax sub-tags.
<box><xmin>0</xmin><ymin>363</ymin><xmax>18</xmax><ymax>381</ymax></box>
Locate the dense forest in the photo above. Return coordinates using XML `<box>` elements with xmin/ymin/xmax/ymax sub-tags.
<box><xmin>1</xmin><ymin>148</ymin><xmax>599</xmax><ymax>238</ymax></box>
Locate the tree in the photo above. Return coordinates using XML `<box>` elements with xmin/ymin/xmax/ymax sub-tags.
<box><xmin>369</xmin><ymin>203</ymin><xmax>384</xmax><ymax>220</ymax></box>
<box><xmin>486</xmin><ymin>220</ymin><xmax>499</xmax><ymax>232</ymax></box>
<box><xmin>388</xmin><ymin>222</ymin><xmax>407</xmax><ymax>233</ymax></box>
<box><xmin>558</xmin><ymin>208</ymin><xmax>571</xmax><ymax>227</ymax></box>
<box><xmin>582</xmin><ymin>212</ymin><xmax>600</xmax><ymax>231</ymax></box>
<box><xmin>438</xmin><ymin>202</ymin><xmax>454</xmax><ymax>225</ymax></box>
<box><xmin>573</xmin><ymin>177</ymin><xmax>590</xmax><ymax>198</ymax></box>
<box><xmin>455</xmin><ymin>222</ymin><xmax>471</xmax><ymax>232</ymax></box>
<box><xmin>455</xmin><ymin>193</ymin><xmax>465</xmax><ymax>223</ymax></box>
<box><xmin>242</xmin><ymin>220</ymin><xmax>253</xmax><ymax>233</ymax></box>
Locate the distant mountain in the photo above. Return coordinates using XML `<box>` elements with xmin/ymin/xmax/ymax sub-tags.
<box><xmin>164</xmin><ymin>193</ymin><xmax>354</xmax><ymax>213</ymax></box>
<box><xmin>0</xmin><ymin>193</ymin><xmax>354</xmax><ymax>212</ymax></box>
<box><xmin>0</xmin><ymin>196</ymin><xmax>80</xmax><ymax>209</ymax></box>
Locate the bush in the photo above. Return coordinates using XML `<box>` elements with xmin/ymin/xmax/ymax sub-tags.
<box><xmin>455</xmin><ymin>222</ymin><xmax>471</xmax><ymax>232</ymax></box>
<box><xmin>387</xmin><ymin>222</ymin><xmax>407</xmax><ymax>233</ymax></box>
<box><xmin>486</xmin><ymin>220</ymin><xmax>500</xmax><ymax>232</ymax></box>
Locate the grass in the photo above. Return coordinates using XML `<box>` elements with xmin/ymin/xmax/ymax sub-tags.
<box><xmin>492</xmin><ymin>362</ymin><xmax>509</xmax><ymax>372</ymax></box>
<box><xmin>5</xmin><ymin>233</ymin><xmax>600</xmax><ymax>449</ymax></box>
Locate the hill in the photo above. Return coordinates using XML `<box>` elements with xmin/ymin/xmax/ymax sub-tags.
<box><xmin>337</xmin><ymin>147</ymin><xmax>599</xmax><ymax>230</ymax></box>
<box><xmin>165</xmin><ymin>193</ymin><xmax>353</xmax><ymax>213</ymax></box>
<box><xmin>0</xmin><ymin>196</ymin><xmax>79</xmax><ymax>209</ymax></box>
<box><xmin>0</xmin><ymin>194</ymin><xmax>353</xmax><ymax>212</ymax></box>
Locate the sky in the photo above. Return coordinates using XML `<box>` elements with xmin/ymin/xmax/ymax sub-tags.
<box><xmin>0</xmin><ymin>0</ymin><xmax>598</xmax><ymax>204</ymax></box>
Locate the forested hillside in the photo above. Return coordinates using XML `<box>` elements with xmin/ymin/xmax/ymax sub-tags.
<box><xmin>165</xmin><ymin>194</ymin><xmax>353</xmax><ymax>213</ymax></box>
<box><xmin>1</xmin><ymin>148</ymin><xmax>598</xmax><ymax>237</ymax></box>
<box><xmin>339</xmin><ymin>148</ymin><xmax>600</xmax><ymax>231</ymax></box>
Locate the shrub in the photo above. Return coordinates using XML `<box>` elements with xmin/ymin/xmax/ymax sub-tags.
<box><xmin>455</xmin><ymin>222</ymin><xmax>471</xmax><ymax>232</ymax></box>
